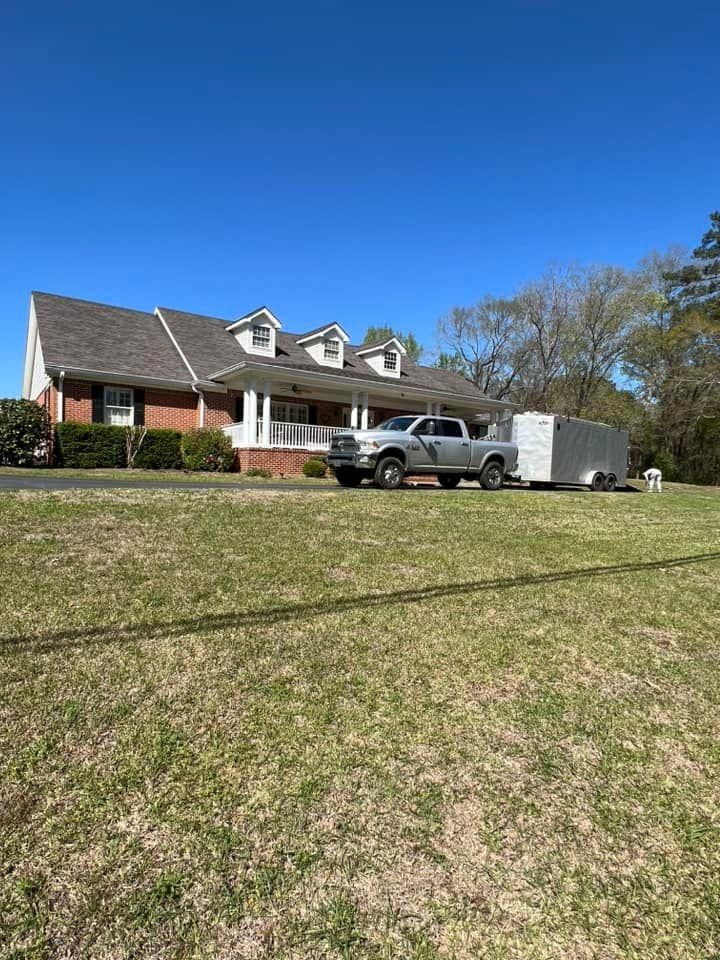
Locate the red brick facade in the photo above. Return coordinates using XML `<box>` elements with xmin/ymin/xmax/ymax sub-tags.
<box><xmin>38</xmin><ymin>378</ymin><xmax>420</xmax><ymax>476</ymax></box>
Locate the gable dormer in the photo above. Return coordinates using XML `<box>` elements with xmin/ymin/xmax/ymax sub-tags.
<box><xmin>296</xmin><ymin>322</ymin><xmax>350</xmax><ymax>369</ymax></box>
<box><xmin>226</xmin><ymin>307</ymin><xmax>281</xmax><ymax>357</ymax></box>
<box><xmin>355</xmin><ymin>336</ymin><xmax>407</xmax><ymax>379</ymax></box>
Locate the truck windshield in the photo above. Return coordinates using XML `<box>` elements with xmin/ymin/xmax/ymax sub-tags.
<box><xmin>375</xmin><ymin>416</ymin><xmax>418</xmax><ymax>432</ymax></box>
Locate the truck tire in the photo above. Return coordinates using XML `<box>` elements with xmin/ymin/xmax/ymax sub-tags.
<box><xmin>479</xmin><ymin>460</ymin><xmax>504</xmax><ymax>490</ymax></box>
<box><xmin>590</xmin><ymin>472</ymin><xmax>605</xmax><ymax>491</ymax></box>
<box><xmin>335</xmin><ymin>467</ymin><xmax>363</xmax><ymax>488</ymax></box>
<box><xmin>603</xmin><ymin>473</ymin><xmax>617</xmax><ymax>492</ymax></box>
<box><xmin>437</xmin><ymin>474</ymin><xmax>461</xmax><ymax>489</ymax></box>
<box><xmin>374</xmin><ymin>456</ymin><xmax>405</xmax><ymax>490</ymax></box>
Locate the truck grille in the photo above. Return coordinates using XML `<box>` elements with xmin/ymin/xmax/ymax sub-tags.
<box><xmin>330</xmin><ymin>434</ymin><xmax>359</xmax><ymax>453</ymax></box>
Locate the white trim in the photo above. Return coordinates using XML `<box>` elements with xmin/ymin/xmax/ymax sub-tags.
<box><xmin>210</xmin><ymin>360</ymin><xmax>518</xmax><ymax>410</ymax></box>
<box><xmin>225</xmin><ymin>307</ymin><xmax>282</xmax><ymax>332</ymax></box>
<box><xmin>296</xmin><ymin>322</ymin><xmax>350</xmax><ymax>346</ymax></box>
<box><xmin>44</xmin><ymin>365</ymin><xmax>197</xmax><ymax>392</ymax></box>
<box><xmin>22</xmin><ymin>297</ymin><xmax>39</xmax><ymax>399</ymax></box>
<box><xmin>355</xmin><ymin>336</ymin><xmax>407</xmax><ymax>357</ymax></box>
<box><xmin>155</xmin><ymin>308</ymin><xmax>198</xmax><ymax>380</ymax></box>
<box><xmin>104</xmin><ymin>385</ymin><xmax>134</xmax><ymax>426</ymax></box>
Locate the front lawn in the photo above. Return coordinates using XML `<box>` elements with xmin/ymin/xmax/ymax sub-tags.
<box><xmin>0</xmin><ymin>466</ymin><xmax>332</xmax><ymax>484</ymax></box>
<box><xmin>1</xmin><ymin>486</ymin><xmax>719</xmax><ymax>958</ymax></box>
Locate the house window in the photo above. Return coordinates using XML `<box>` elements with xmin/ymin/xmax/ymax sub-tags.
<box><xmin>271</xmin><ymin>401</ymin><xmax>308</xmax><ymax>424</ymax></box>
<box><xmin>105</xmin><ymin>387</ymin><xmax>134</xmax><ymax>426</ymax></box>
<box><xmin>252</xmin><ymin>324</ymin><xmax>272</xmax><ymax>350</ymax></box>
<box><xmin>384</xmin><ymin>351</ymin><xmax>398</xmax><ymax>371</ymax></box>
<box><xmin>323</xmin><ymin>339</ymin><xmax>340</xmax><ymax>361</ymax></box>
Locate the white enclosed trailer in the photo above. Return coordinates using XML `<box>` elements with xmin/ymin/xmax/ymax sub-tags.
<box><xmin>489</xmin><ymin>413</ymin><xmax>629</xmax><ymax>491</ymax></box>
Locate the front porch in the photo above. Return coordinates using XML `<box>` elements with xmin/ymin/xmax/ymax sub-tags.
<box><xmin>217</xmin><ymin>372</ymin><xmax>513</xmax><ymax>474</ymax></box>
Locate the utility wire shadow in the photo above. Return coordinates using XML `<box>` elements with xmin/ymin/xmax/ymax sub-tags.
<box><xmin>2</xmin><ymin>551</ymin><xmax>719</xmax><ymax>655</ymax></box>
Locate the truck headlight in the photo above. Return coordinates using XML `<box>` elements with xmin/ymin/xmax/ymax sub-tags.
<box><xmin>357</xmin><ymin>440</ymin><xmax>379</xmax><ymax>452</ymax></box>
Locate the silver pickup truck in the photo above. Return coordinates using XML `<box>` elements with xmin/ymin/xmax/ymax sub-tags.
<box><xmin>327</xmin><ymin>415</ymin><xmax>519</xmax><ymax>490</ymax></box>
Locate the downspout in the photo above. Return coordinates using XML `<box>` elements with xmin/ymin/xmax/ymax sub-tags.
<box><xmin>56</xmin><ymin>370</ymin><xmax>65</xmax><ymax>424</ymax></box>
<box><xmin>192</xmin><ymin>385</ymin><xmax>206</xmax><ymax>427</ymax></box>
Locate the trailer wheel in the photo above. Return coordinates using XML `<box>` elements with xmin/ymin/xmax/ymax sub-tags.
<box><xmin>590</xmin><ymin>472</ymin><xmax>605</xmax><ymax>492</ymax></box>
<box><xmin>437</xmin><ymin>474</ymin><xmax>461</xmax><ymax>489</ymax></box>
<box><xmin>375</xmin><ymin>456</ymin><xmax>405</xmax><ymax>490</ymax></box>
<box><xmin>480</xmin><ymin>461</ymin><xmax>504</xmax><ymax>490</ymax></box>
<box><xmin>603</xmin><ymin>473</ymin><xmax>617</xmax><ymax>492</ymax></box>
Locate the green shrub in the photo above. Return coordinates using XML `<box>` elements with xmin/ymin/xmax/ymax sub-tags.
<box><xmin>55</xmin><ymin>423</ymin><xmax>126</xmax><ymax>468</ymax></box>
<box><xmin>55</xmin><ymin>422</ymin><xmax>183</xmax><ymax>469</ymax></box>
<box><xmin>182</xmin><ymin>428</ymin><xmax>234</xmax><ymax>472</ymax></box>
<box><xmin>0</xmin><ymin>399</ymin><xmax>51</xmax><ymax>466</ymax></box>
<box><xmin>245</xmin><ymin>467</ymin><xmax>272</xmax><ymax>478</ymax></box>
<box><xmin>134</xmin><ymin>429</ymin><xmax>182</xmax><ymax>470</ymax></box>
<box><xmin>650</xmin><ymin>449</ymin><xmax>677</xmax><ymax>482</ymax></box>
<box><xmin>302</xmin><ymin>458</ymin><xmax>327</xmax><ymax>478</ymax></box>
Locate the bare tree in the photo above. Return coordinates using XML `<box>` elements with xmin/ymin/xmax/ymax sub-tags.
<box><xmin>125</xmin><ymin>425</ymin><xmax>148</xmax><ymax>469</ymax></box>
<box><xmin>437</xmin><ymin>296</ymin><xmax>528</xmax><ymax>399</ymax></box>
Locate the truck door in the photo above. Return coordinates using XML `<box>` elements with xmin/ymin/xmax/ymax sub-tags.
<box><xmin>409</xmin><ymin>418</ymin><xmax>439</xmax><ymax>469</ymax></box>
<box><xmin>438</xmin><ymin>419</ymin><xmax>470</xmax><ymax>469</ymax></box>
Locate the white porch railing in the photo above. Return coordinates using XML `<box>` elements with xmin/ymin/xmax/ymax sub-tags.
<box><xmin>222</xmin><ymin>420</ymin><xmax>345</xmax><ymax>451</ymax></box>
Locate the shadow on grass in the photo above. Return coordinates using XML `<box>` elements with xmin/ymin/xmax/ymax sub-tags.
<box><xmin>0</xmin><ymin>551</ymin><xmax>720</xmax><ymax>652</ymax></box>
<box><xmin>3</xmin><ymin>551</ymin><xmax>719</xmax><ymax>654</ymax></box>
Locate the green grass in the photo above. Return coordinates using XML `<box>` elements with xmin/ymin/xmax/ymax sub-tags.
<box><xmin>0</xmin><ymin>466</ymin><xmax>331</xmax><ymax>484</ymax></box>
<box><xmin>1</xmin><ymin>484</ymin><xmax>719</xmax><ymax>958</ymax></box>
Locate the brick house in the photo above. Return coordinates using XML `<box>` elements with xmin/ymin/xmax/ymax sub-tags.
<box><xmin>23</xmin><ymin>292</ymin><xmax>514</xmax><ymax>474</ymax></box>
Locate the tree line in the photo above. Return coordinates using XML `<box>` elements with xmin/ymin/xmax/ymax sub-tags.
<box><xmin>365</xmin><ymin>212</ymin><xmax>720</xmax><ymax>484</ymax></box>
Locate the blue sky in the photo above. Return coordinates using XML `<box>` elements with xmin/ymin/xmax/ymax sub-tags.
<box><xmin>2</xmin><ymin>1</ymin><xmax>718</xmax><ymax>395</ymax></box>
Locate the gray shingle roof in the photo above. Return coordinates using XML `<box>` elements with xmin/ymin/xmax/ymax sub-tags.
<box><xmin>33</xmin><ymin>292</ymin><xmax>191</xmax><ymax>384</ymax></box>
<box><xmin>33</xmin><ymin>292</ymin><xmax>499</xmax><ymax>403</ymax></box>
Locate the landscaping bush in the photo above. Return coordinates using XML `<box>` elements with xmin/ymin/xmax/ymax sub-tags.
<box><xmin>55</xmin><ymin>422</ymin><xmax>183</xmax><ymax>469</ymax></box>
<box><xmin>182</xmin><ymin>428</ymin><xmax>234</xmax><ymax>472</ymax></box>
<box><xmin>134</xmin><ymin>429</ymin><xmax>182</xmax><ymax>470</ymax></box>
<box><xmin>302</xmin><ymin>458</ymin><xmax>327</xmax><ymax>478</ymax></box>
<box><xmin>55</xmin><ymin>423</ymin><xmax>126</xmax><ymax>468</ymax></box>
<box><xmin>0</xmin><ymin>399</ymin><xmax>51</xmax><ymax>466</ymax></box>
<box><xmin>245</xmin><ymin>467</ymin><xmax>272</xmax><ymax>478</ymax></box>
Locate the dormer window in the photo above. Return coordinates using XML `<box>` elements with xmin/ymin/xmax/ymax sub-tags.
<box><xmin>383</xmin><ymin>350</ymin><xmax>398</xmax><ymax>372</ymax></box>
<box><xmin>323</xmin><ymin>339</ymin><xmax>341</xmax><ymax>362</ymax></box>
<box><xmin>356</xmin><ymin>336</ymin><xmax>407</xmax><ymax>378</ymax></box>
<box><xmin>252</xmin><ymin>325</ymin><xmax>271</xmax><ymax>350</ymax></box>
<box><xmin>296</xmin><ymin>323</ymin><xmax>350</xmax><ymax>369</ymax></box>
<box><xmin>226</xmin><ymin>307</ymin><xmax>282</xmax><ymax>356</ymax></box>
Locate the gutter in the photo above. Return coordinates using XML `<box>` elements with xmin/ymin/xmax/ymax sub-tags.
<box><xmin>56</xmin><ymin>370</ymin><xmax>65</xmax><ymax>423</ymax></box>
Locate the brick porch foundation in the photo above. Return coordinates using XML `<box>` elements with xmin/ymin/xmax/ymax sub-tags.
<box><xmin>234</xmin><ymin>447</ymin><xmax>323</xmax><ymax>476</ymax></box>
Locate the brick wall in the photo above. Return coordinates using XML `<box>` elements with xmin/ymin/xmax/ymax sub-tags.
<box><xmin>144</xmin><ymin>387</ymin><xmax>198</xmax><ymax>430</ymax></box>
<box><xmin>63</xmin><ymin>380</ymin><xmax>93</xmax><ymax>423</ymax></box>
<box><xmin>234</xmin><ymin>447</ymin><xmax>321</xmax><ymax>476</ymax></box>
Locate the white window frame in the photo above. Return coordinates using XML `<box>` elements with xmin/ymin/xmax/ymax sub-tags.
<box><xmin>271</xmin><ymin>401</ymin><xmax>309</xmax><ymax>424</ymax></box>
<box><xmin>252</xmin><ymin>324</ymin><xmax>272</xmax><ymax>350</ymax></box>
<box><xmin>383</xmin><ymin>350</ymin><xmax>398</xmax><ymax>371</ymax></box>
<box><xmin>323</xmin><ymin>338</ymin><xmax>341</xmax><ymax>361</ymax></box>
<box><xmin>104</xmin><ymin>386</ymin><xmax>134</xmax><ymax>426</ymax></box>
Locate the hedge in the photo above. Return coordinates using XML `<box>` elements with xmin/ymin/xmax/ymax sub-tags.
<box><xmin>0</xmin><ymin>399</ymin><xmax>51</xmax><ymax>466</ymax></box>
<box><xmin>54</xmin><ymin>423</ymin><xmax>182</xmax><ymax>469</ymax></box>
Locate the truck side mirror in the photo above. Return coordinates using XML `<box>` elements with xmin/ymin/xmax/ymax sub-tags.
<box><xmin>427</xmin><ymin>421</ymin><xmax>436</xmax><ymax>435</ymax></box>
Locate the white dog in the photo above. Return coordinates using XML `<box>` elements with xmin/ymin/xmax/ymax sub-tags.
<box><xmin>643</xmin><ymin>467</ymin><xmax>663</xmax><ymax>492</ymax></box>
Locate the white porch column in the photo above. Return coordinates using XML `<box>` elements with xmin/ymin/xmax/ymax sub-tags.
<box><xmin>246</xmin><ymin>381</ymin><xmax>258</xmax><ymax>445</ymax></box>
<box><xmin>262</xmin><ymin>382</ymin><xmax>272</xmax><ymax>446</ymax></box>
<box><xmin>426</xmin><ymin>400</ymin><xmax>433</xmax><ymax>415</ymax></box>
<box><xmin>434</xmin><ymin>402</ymin><xmax>443</xmax><ymax>416</ymax></box>
<box><xmin>360</xmin><ymin>392</ymin><xmax>369</xmax><ymax>430</ymax></box>
<box><xmin>350</xmin><ymin>391</ymin><xmax>359</xmax><ymax>429</ymax></box>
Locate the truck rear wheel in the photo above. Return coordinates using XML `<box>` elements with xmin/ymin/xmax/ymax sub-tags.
<box><xmin>590</xmin><ymin>472</ymin><xmax>605</xmax><ymax>491</ymax></box>
<box><xmin>480</xmin><ymin>461</ymin><xmax>504</xmax><ymax>490</ymax></box>
<box><xmin>603</xmin><ymin>473</ymin><xmax>617</xmax><ymax>492</ymax></box>
<box><xmin>335</xmin><ymin>467</ymin><xmax>363</xmax><ymax>488</ymax></box>
<box><xmin>375</xmin><ymin>456</ymin><xmax>405</xmax><ymax>490</ymax></box>
<box><xmin>437</xmin><ymin>474</ymin><xmax>461</xmax><ymax>489</ymax></box>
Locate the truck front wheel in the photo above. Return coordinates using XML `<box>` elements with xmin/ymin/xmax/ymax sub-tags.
<box><xmin>479</xmin><ymin>461</ymin><xmax>504</xmax><ymax>490</ymax></box>
<box><xmin>335</xmin><ymin>467</ymin><xmax>363</xmax><ymax>488</ymax></box>
<box><xmin>438</xmin><ymin>474</ymin><xmax>461</xmax><ymax>489</ymax></box>
<box><xmin>375</xmin><ymin>456</ymin><xmax>405</xmax><ymax>490</ymax></box>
